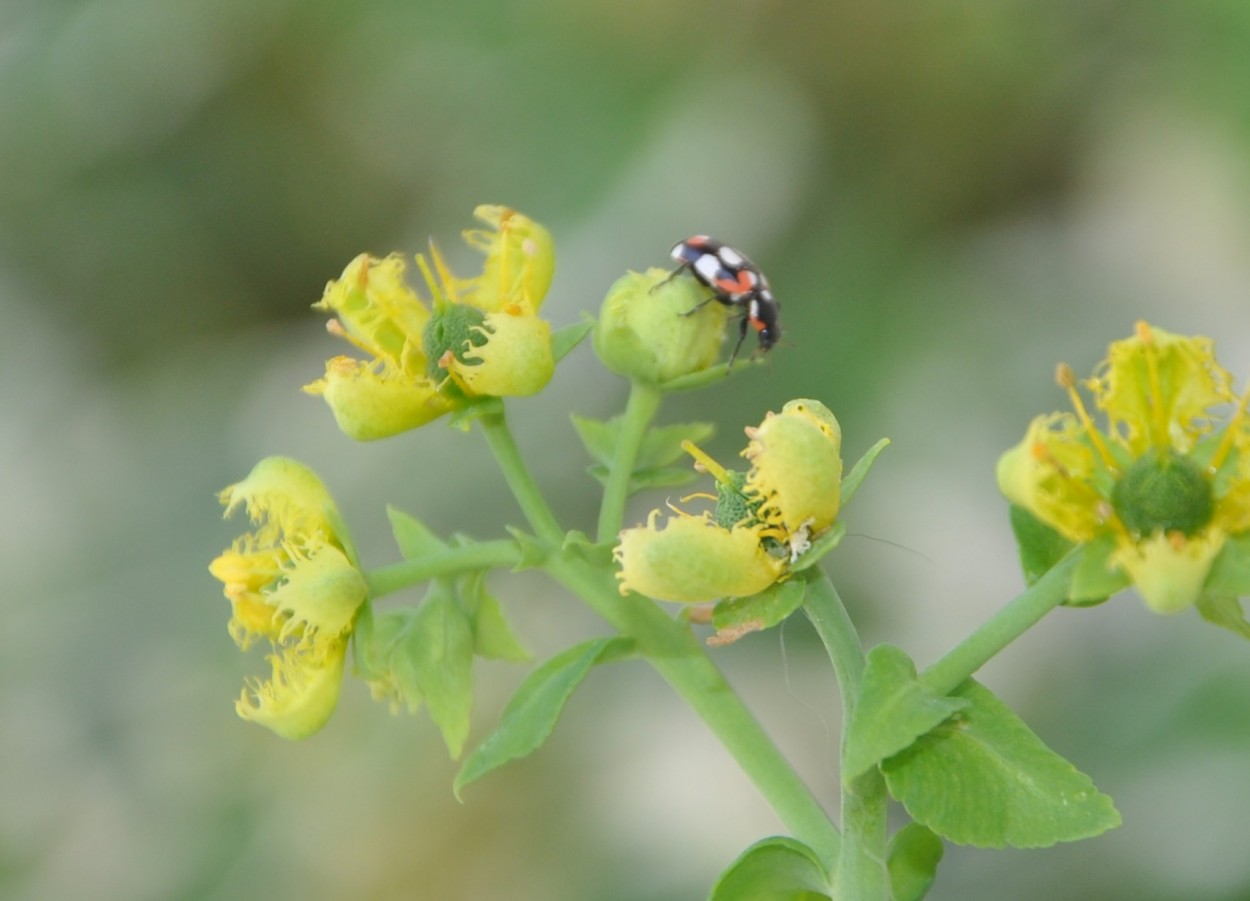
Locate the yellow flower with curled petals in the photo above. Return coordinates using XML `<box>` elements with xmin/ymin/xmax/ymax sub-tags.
<box><xmin>305</xmin><ymin>205</ymin><xmax>557</xmax><ymax>439</ymax></box>
<box><xmin>615</xmin><ymin>399</ymin><xmax>845</xmax><ymax>603</ymax></box>
<box><xmin>209</xmin><ymin>457</ymin><xmax>367</xmax><ymax>739</ymax></box>
<box><xmin>998</xmin><ymin>322</ymin><xmax>1250</xmax><ymax>617</ymax></box>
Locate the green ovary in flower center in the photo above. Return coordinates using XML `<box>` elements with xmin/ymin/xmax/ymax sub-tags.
<box><xmin>1111</xmin><ymin>449</ymin><xmax>1214</xmax><ymax>538</ymax></box>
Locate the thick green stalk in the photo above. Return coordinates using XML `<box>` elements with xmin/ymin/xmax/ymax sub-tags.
<box><xmin>596</xmin><ymin>380</ymin><xmax>663</xmax><ymax>543</ymax></box>
<box><xmin>546</xmin><ymin>553</ymin><xmax>842</xmax><ymax>866</ymax></box>
<box><xmin>365</xmin><ymin>540</ymin><xmax>523</xmax><ymax>599</ymax></box>
<box><xmin>920</xmin><ymin>548</ymin><xmax>1084</xmax><ymax>696</ymax></box>
<box><xmin>803</xmin><ymin>571</ymin><xmax>888</xmax><ymax>898</ymax></box>
<box><xmin>478</xmin><ymin>407</ymin><xmax>566</xmax><ymax>545</ymax></box>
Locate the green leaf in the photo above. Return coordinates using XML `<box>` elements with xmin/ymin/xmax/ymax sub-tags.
<box><xmin>789</xmin><ymin>522</ymin><xmax>847</xmax><ymax>574</ymax></box>
<box><xmin>586</xmin><ymin>463</ymin><xmax>702</xmax><ymax>493</ymax></box>
<box><xmin>637</xmin><ymin>420</ymin><xmax>715</xmax><ymax>469</ymax></box>
<box><xmin>881</xmin><ymin>680</ymin><xmax>1121</xmax><ymax>848</ymax></box>
<box><xmin>841</xmin><ymin>437</ymin><xmax>890</xmax><ymax>507</ymax></box>
<box><xmin>887</xmin><ymin>824</ymin><xmax>944</xmax><ymax>901</ymax></box>
<box><xmin>1203</xmin><ymin>533</ymin><xmax>1250</xmax><ymax>598</ymax></box>
<box><xmin>708</xmin><ymin>837</ymin><xmax>832</xmax><ymax>901</ymax></box>
<box><xmin>708</xmin><ymin>580</ymin><xmax>807</xmax><ymax>645</ymax></box>
<box><xmin>387</xmin><ymin>505</ymin><xmax>449</xmax><ymax>559</ymax></box>
<box><xmin>1007</xmin><ymin>504</ymin><xmax>1073</xmax><ymax>586</ymax></box>
<box><xmin>455</xmin><ymin>636</ymin><xmax>634</xmax><ymax>797</ymax></box>
<box><xmin>411</xmin><ymin>588</ymin><xmax>476</xmax><ymax>758</ymax></box>
<box><xmin>571</xmin><ymin>414</ymin><xmax>619</xmax><ymax>467</ymax></box>
<box><xmin>468</xmin><ymin>588</ymin><xmax>532</xmax><ymax>662</ymax></box>
<box><xmin>552</xmin><ymin>316</ymin><xmax>596</xmax><ymax>362</ymax></box>
<box><xmin>1068</xmin><ymin>533</ymin><xmax>1126</xmax><ymax>606</ymax></box>
<box><xmin>842</xmin><ymin>645</ymin><xmax>968</xmax><ymax>782</ymax></box>
<box><xmin>1196</xmin><ymin>594</ymin><xmax>1250</xmax><ymax>641</ymax></box>
<box><xmin>355</xmin><ymin>606</ymin><xmax>426</xmax><ymax>714</ymax></box>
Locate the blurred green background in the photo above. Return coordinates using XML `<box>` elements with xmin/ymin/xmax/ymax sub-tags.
<box><xmin>4</xmin><ymin>1</ymin><xmax>1250</xmax><ymax>899</ymax></box>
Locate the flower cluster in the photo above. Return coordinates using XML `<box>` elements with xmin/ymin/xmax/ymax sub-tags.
<box><xmin>997</xmin><ymin>322</ymin><xmax>1250</xmax><ymax>615</ymax></box>
<box><xmin>615</xmin><ymin>399</ymin><xmax>844</xmax><ymax>603</ymax></box>
<box><xmin>209</xmin><ymin>457</ymin><xmax>366</xmax><ymax>739</ymax></box>
<box><xmin>305</xmin><ymin>205</ymin><xmax>557</xmax><ymax>439</ymax></box>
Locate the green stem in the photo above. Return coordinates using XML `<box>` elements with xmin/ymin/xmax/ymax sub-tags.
<box><xmin>478</xmin><ymin>406</ymin><xmax>565</xmax><ymax>545</ymax></box>
<box><xmin>546</xmin><ymin>553</ymin><xmax>841</xmax><ymax>866</ymax></box>
<box><xmin>803</xmin><ymin>570</ymin><xmax>888</xmax><ymax>898</ymax></box>
<box><xmin>365</xmin><ymin>540</ymin><xmax>523</xmax><ymax>599</ymax></box>
<box><xmin>920</xmin><ymin>547</ymin><xmax>1084</xmax><ymax>696</ymax></box>
<box><xmin>596</xmin><ymin>380</ymin><xmax>664</xmax><ymax>544</ymax></box>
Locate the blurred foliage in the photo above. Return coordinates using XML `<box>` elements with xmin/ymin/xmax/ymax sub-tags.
<box><xmin>4</xmin><ymin>0</ymin><xmax>1250</xmax><ymax>899</ymax></box>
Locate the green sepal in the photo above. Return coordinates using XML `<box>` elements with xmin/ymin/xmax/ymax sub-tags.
<box><xmin>552</xmin><ymin>316</ymin><xmax>596</xmax><ymax>362</ymax></box>
<box><xmin>505</xmin><ymin>526</ymin><xmax>551</xmax><ymax>569</ymax></box>
<box><xmin>570</xmin><ymin>414</ymin><xmax>616</xmax><ymax>466</ymax></box>
<box><xmin>881</xmin><ymin>680</ymin><xmax>1121</xmax><ymax>848</ymax></box>
<box><xmin>639</xmin><ymin>420</ymin><xmax>716</xmax><ymax>469</ymax></box>
<box><xmin>1067</xmin><ymin>533</ymin><xmax>1127</xmax><ymax>606</ymax></box>
<box><xmin>573</xmin><ymin>413</ymin><xmax>713</xmax><ymax>486</ymax></box>
<box><xmin>446</xmin><ymin>396</ymin><xmax>502</xmax><ymax>431</ymax></box>
<box><xmin>659</xmin><ymin>361</ymin><xmax>746</xmax><ymax>393</ymax></box>
<box><xmin>459</xmin><ymin>570</ymin><xmax>531</xmax><ymax>662</ymax></box>
<box><xmin>1203</xmin><ymin>532</ymin><xmax>1250</xmax><ymax>598</ymax></box>
<box><xmin>887</xmin><ymin>824</ymin><xmax>944</xmax><ymax>901</ymax></box>
<box><xmin>454</xmin><ymin>636</ymin><xmax>635</xmax><ymax>798</ymax></box>
<box><xmin>842</xmin><ymin>644</ymin><xmax>968</xmax><ymax>783</ymax></box>
<box><xmin>707</xmin><ymin>836</ymin><xmax>832</xmax><ymax>901</ymax></box>
<box><xmin>1196</xmin><ymin>594</ymin><xmax>1250</xmax><ymax>641</ymax></box>
<box><xmin>841</xmin><ymin>437</ymin><xmax>891</xmax><ymax>508</ymax></box>
<box><xmin>789</xmin><ymin>522</ymin><xmax>847</xmax><ymax>574</ymax></box>
<box><xmin>708</xmin><ymin>579</ymin><xmax>807</xmax><ymax>645</ymax></box>
<box><xmin>388</xmin><ymin>504</ymin><xmax>449</xmax><ymax>559</ymax></box>
<box><xmin>1007</xmin><ymin>504</ymin><xmax>1074</xmax><ymax>586</ymax></box>
<box><xmin>354</xmin><ymin>604</ymin><xmax>426</xmax><ymax>714</ymax></box>
<box><xmin>410</xmin><ymin>585</ymin><xmax>476</xmax><ymax>758</ymax></box>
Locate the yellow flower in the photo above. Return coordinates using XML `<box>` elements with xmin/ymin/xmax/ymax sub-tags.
<box><xmin>615</xmin><ymin>400</ymin><xmax>844</xmax><ymax>603</ymax></box>
<box><xmin>997</xmin><ymin>322</ymin><xmax>1250</xmax><ymax>615</ymax></box>
<box><xmin>304</xmin><ymin>205</ymin><xmax>557</xmax><ymax>439</ymax></box>
<box><xmin>209</xmin><ymin>457</ymin><xmax>367</xmax><ymax>739</ymax></box>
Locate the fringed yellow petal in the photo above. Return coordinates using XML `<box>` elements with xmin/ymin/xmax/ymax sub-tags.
<box><xmin>267</xmin><ymin>546</ymin><xmax>367</xmax><ymax>641</ymax></box>
<box><xmin>615</xmin><ymin>511</ymin><xmax>784</xmax><ymax>603</ymax></box>
<box><xmin>995</xmin><ymin>412</ymin><xmax>1104</xmax><ymax>542</ymax></box>
<box><xmin>459</xmin><ymin>205</ymin><xmax>555</xmax><ymax>312</ymax></box>
<box><xmin>446</xmin><ymin>310</ymin><xmax>554</xmax><ymax>397</ymax></box>
<box><xmin>304</xmin><ymin>356</ymin><xmax>451</xmax><ymax>440</ymax></box>
<box><xmin>1090</xmin><ymin>323</ymin><xmax>1233</xmax><ymax>455</ymax></box>
<box><xmin>236</xmin><ymin>640</ymin><xmax>348</xmax><ymax>740</ymax></box>
<box><xmin>744</xmin><ymin>400</ymin><xmax>843</xmax><ymax>536</ymax></box>
<box><xmin>314</xmin><ymin>253</ymin><xmax>430</xmax><ymax>361</ymax></box>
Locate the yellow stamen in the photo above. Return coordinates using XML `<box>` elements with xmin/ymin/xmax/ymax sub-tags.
<box><xmin>1134</xmin><ymin>320</ymin><xmax>1169</xmax><ymax>449</ymax></box>
<box><xmin>325</xmin><ymin>320</ymin><xmax>376</xmax><ymax>357</ymax></box>
<box><xmin>1057</xmin><ymin>363</ymin><xmax>1118</xmax><ymax>472</ymax></box>
<box><xmin>681</xmin><ymin>440</ymin><xmax>734</xmax><ymax>486</ymax></box>
<box><xmin>419</xmin><ymin>243</ymin><xmax>455</xmax><ymax>307</ymax></box>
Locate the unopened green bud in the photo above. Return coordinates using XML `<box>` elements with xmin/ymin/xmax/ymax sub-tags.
<box><xmin>594</xmin><ymin>268</ymin><xmax>730</xmax><ymax>385</ymax></box>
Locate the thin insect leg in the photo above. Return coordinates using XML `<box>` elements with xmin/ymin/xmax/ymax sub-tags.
<box><xmin>679</xmin><ymin>296</ymin><xmax>717</xmax><ymax>318</ymax></box>
<box><xmin>726</xmin><ymin>313</ymin><xmax>750</xmax><ymax>367</ymax></box>
<box><xmin>649</xmin><ymin>263</ymin><xmax>688</xmax><ymax>294</ymax></box>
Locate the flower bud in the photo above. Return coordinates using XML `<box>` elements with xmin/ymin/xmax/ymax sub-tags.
<box><xmin>594</xmin><ymin>268</ymin><xmax>730</xmax><ymax>385</ymax></box>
